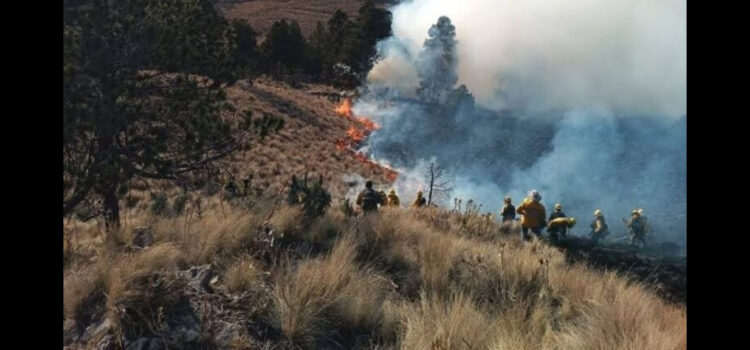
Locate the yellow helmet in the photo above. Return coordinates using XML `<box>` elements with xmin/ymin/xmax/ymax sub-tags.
<box><xmin>417</xmin><ymin>190</ymin><xmax>423</xmax><ymax>196</ymax></box>
<box><xmin>594</xmin><ymin>209</ymin><xmax>603</xmax><ymax>217</ymax></box>
<box><xmin>389</xmin><ymin>189</ymin><xmax>396</xmax><ymax>195</ymax></box>
<box><xmin>567</xmin><ymin>217</ymin><xmax>577</xmax><ymax>227</ymax></box>
<box><xmin>554</xmin><ymin>203</ymin><xmax>562</xmax><ymax>211</ymax></box>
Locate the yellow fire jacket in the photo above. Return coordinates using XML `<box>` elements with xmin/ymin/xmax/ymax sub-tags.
<box><xmin>387</xmin><ymin>194</ymin><xmax>400</xmax><ymax>207</ymax></box>
<box><xmin>516</xmin><ymin>198</ymin><xmax>547</xmax><ymax>229</ymax></box>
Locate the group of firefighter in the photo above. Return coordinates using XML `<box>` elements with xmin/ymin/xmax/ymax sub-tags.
<box><xmin>356</xmin><ymin>181</ymin><xmax>651</xmax><ymax>248</ymax></box>
<box><xmin>355</xmin><ymin>180</ymin><xmax>428</xmax><ymax>211</ymax></box>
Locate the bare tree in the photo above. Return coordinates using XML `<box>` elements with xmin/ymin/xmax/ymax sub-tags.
<box><xmin>421</xmin><ymin>161</ymin><xmax>453</xmax><ymax>206</ymax></box>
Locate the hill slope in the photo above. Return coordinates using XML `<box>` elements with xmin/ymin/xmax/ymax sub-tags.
<box><xmin>219</xmin><ymin>0</ymin><xmax>363</xmax><ymax>38</ymax></box>
<box><xmin>63</xmin><ymin>201</ymin><xmax>686</xmax><ymax>349</ymax></box>
<box><xmin>222</xmin><ymin>77</ymin><xmax>397</xmax><ymax>199</ymax></box>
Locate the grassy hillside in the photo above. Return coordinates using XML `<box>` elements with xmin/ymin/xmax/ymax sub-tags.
<box><xmin>63</xmin><ymin>194</ymin><xmax>686</xmax><ymax>349</ymax></box>
<box><xmin>221</xmin><ymin>77</ymin><xmax>396</xmax><ymax>199</ymax></box>
<box><xmin>64</xmin><ymin>2</ymin><xmax>685</xmax><ymax>347</ymax></box>
<box><xmin>219</xmin><ymin>0</ymin><xmax>364</xmax><ymax>38</ymax></box>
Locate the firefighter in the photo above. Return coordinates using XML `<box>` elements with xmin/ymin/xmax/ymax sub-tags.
<box><xmin>356</xmin><ymin>180</ymin><xmax>383</xmax><ymax>213</ymax></box>
<box><xmin>516</xmin><ymin>190</ymin><xmax>547</xmax><ymax>241</ymax></box>
<box><xmin>411</xmin><ymin>191</ymin><xmax>427</xmax><ymax>208</ymax></box>
<box><xmin>590</xmin><ymin>209</ymin><xmax>609</xmax><ymax>244</ymax></box>
<box><xmin>624</xmin><ymin>210</ymin><xmax>647</xmax><ymax>248</ymax></box>
<box><xmin>500</xmin><ymin>196</ymin><xmax>516</xmax><ymax>222</ymax></box>
<box><xmin>637</xmin><ymin>208</ymin><xmax>651</xmax><ymax>237</ymax></box>
<box><xmin>387</xmin><ymin>189</ymin><xmax>401</xmax><ymax>207</ymax></box>
<box><xmin>379</xmin><ymin>190</ymin><xmax>388</xmax><ymax>208</ymax></box>
<box><xmin>547</xmin><ymin>203</ymin><xmax>567</xmax><ymax>243</ymax></box>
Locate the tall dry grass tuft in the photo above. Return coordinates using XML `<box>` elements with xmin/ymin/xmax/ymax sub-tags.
<box><xmin>399</xmin><ymin>292</ymin><xmax>495</xmax><ymax>350</ymax></box>
<box><xmin>557</xmin><ymin>279</ymin><xmax>687</xmax><ymax>349</ymax></box>
<box><xmin>268</xmin><ymin>205</ymin><xmax>304</xmax><ymax>243</ymax></box>
<box><xmin>336</xmin><ymin>268</ymin><xmax>391</xmax><ymax>333</ymax></box>
<box><xmin>97</xmin><ymin>243</ymin><xmax>184</xmax><ymax>309</ymax></box>
<box><xmin>92</xmin><ymin>243</ymin><xmax>186</xmax><ymax>340</ymax></box>
<box><xmin>416</xmin><ymin>231</ymin><xmax>468</xmax><ymax>295</ymax></box>
<box><xmin>273</xmin><ymin>236</ymin><xmax>359</xmax><ymax>345</ymax></box>
<box><xmin>63</xmin><ymin>264</ymin><xmax>104</xmax><ymax>325</ymax></box>
<box><xmin>273</xmin><ymin>235</ymin><xmax>389</xmax><ymax>346</ymax></box>
<box><xmin>307</xmin><ymin>209</ymin><xmax>347</xmax><ymax>245</ymax></box>
<box><xmin>367</xmin><ymin>209</ymin><xmax>425</xmax><ymax>250</ymax></box>
<box><xmin>224</xmin><ymin>255</ymin><xmax>261</xmax><ymax>294</ymax></box>
<box><xmin>160</xmin><ymin>210</ymin><xmax>260</xmax><ymax>265</ymax></box>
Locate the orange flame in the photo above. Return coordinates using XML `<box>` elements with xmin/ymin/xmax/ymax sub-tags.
<box><xmin>357</xmin><ymin>117</ymin><xmax>379</xmax><ymax>131</ymax></box>
<box><xmin>335</xmin><ymin>98</ymin><xmax>354</xmax><ymax>118</ymax></box>
<box><xmin>347</xmin><ymin>126</ymin><xmax>365</xmax><ymax>144</ymax></box>
<box><xmin>333</xmin><ymin>98</ymin><xmax>398</xmax><ymax>183</ymax></box>
<box><xmin>335</xmin><ymin>139</ymin><xmax>348</xmax><ymax>150</ymax></box>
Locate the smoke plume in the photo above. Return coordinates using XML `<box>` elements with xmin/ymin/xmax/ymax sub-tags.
<box><xmin>357</xmin><ymin>0</ymin><xmax>686</xmax><ymax>243</ymax></box>
<box><xmin>370</xmin><ymin>0</ymin><xmax>686</xmax><ymax>117</ymax></box>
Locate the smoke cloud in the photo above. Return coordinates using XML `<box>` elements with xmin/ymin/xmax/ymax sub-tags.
<box><xmin>355</xmin><ymin>0</ymin><xmax>686</xmax><ymax>244</ymax></box>
<box><xmin>369</xmin><ymin>0</ymin><xmax>686</xmax><ymax>117</ymax></box>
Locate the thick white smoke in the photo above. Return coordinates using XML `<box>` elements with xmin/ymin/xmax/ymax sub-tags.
<box><xmin>369</xmin><ymin>0</ymin><xmax>686</xmax><ymax>117</ymax></box>
<box><xmin>357</xmin><ymin>0</ymin><xmax>686</xmax><ymax>244</ymax></box>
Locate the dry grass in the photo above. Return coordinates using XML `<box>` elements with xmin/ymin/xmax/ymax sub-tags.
<box><xmin>220</xmin><ymin>0</ymin><xmax>362</xmax><ymax>39</ymax></box>
<box><xmin>342</xmin><ymin>208</ymin><xmax>685</xmax><ymax>349</ymax></box>
<box><xmin>86</xmin><ymin>243</ymin><xmax>187</xmax><ymax>340</ymax></box>
<box><xmin>307</xmin><ymin>209</ymin><xmax>347</xmax><ymax>244</ymax></box>
<box><xmin>222</xmin><ymin>78</ymin><xmax>397</xmax><ymax>199</ymax></box>
<box><xmin>224</xmin><ymin>255</ymin><xmax>261</xmax><ymax>294</ymax></box>
<box><xmin>63</xmin><ymin>264</ymin><xmax>104</xmax><ymax>323</ymax></box>
<box><xmin>152</xmin><ymin>209</ymin><xmax>261</xmax><ymax>266</ymax></box>
<box><xmin>273</xmin><ymin>237</ymin><xmax>355</xmax><ymax>345</ymax></box>
<box><xmin>64</xmin><ymin>194</ymin><xmax>685</xmax><ymax>349</ymax></box>
<box><xmin>97</xmin><ymin>243</ymin><xmax>185</xmax><ymax>305</ymax></box>
<box><xmin>399</xmin><ymin>292</ymin><xmax>495</xmax><ymax>350</ymax></box>
<box><xmin>124</xmin><ymin>76</ymin><xmax>397</xmax><ymax>204</ymax></box>
<box><xmin>272</xmin><ymin>235</ymin><xmax>389</xmax><ymax>346</ymax></box>
<box><xmin>268</xmin><ymin>205</ymin><xmax>304</xmax><ymax>241</ymax></box>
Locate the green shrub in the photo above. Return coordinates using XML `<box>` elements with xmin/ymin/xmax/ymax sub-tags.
<box><xmin>150</xmin><ymin>192</ymin><xmax>168</xmax><ymax>216</ymax></box>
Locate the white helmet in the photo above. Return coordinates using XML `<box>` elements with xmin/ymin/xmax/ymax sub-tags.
<box><xmin>529</xmin><ymin>190</ymin><xmax>542</xmax><ymax>201</ymax></box>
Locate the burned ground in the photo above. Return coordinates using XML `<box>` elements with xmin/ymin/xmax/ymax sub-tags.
<box><xmin>552</xmin><ymin>237</ymin><xmax>686</xmax><ymax>305</ymax></box>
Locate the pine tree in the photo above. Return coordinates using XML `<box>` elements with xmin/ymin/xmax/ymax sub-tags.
<box><xmin>63</xmin><ymin>0</ymin><xmax>266</xmax><ymax>228</ymax></box>
<box><xmin>261</xmin><ymin>19</ymin><xmax>308</xmax><ymax>74</ymax></box>
<box><xmin>416</xmin><ymin>16</ymin><xmax>458</xmax><ymax>104</ymax></box>
<box><xmin>231</xmin><ymin>20</ymin><xmax>260</xmax><ymax>76</ymax></box>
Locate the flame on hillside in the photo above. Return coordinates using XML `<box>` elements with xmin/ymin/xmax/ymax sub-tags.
<box><xmin>333</xmin><ymin>98</ymin><xmax>398</xmax><ymax>182</ymax></box>
<box><xmin>335</xmin><ymin>98</ymin><xmax>355</xmax><ymax>118</ymax></box>
<box><xmin>347</xmin><ymin>126</ymin><xmax>365</xmax><ymax>144</ymax></box>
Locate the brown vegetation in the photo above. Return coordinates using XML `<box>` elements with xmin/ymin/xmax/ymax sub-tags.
<box><xmin>220</xmin><ymin>0</ymin><xmax>363</xmax><ymax>39</ymax></box>
<box><xmin>222</xmin><ymin>77</ymin><xmax>396</xmax><ymax>198</ymax></box>
<box><xmin>64</xmin><ymin>199</ymin><xmax>686</xmax><ymax>349</ymax></box>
